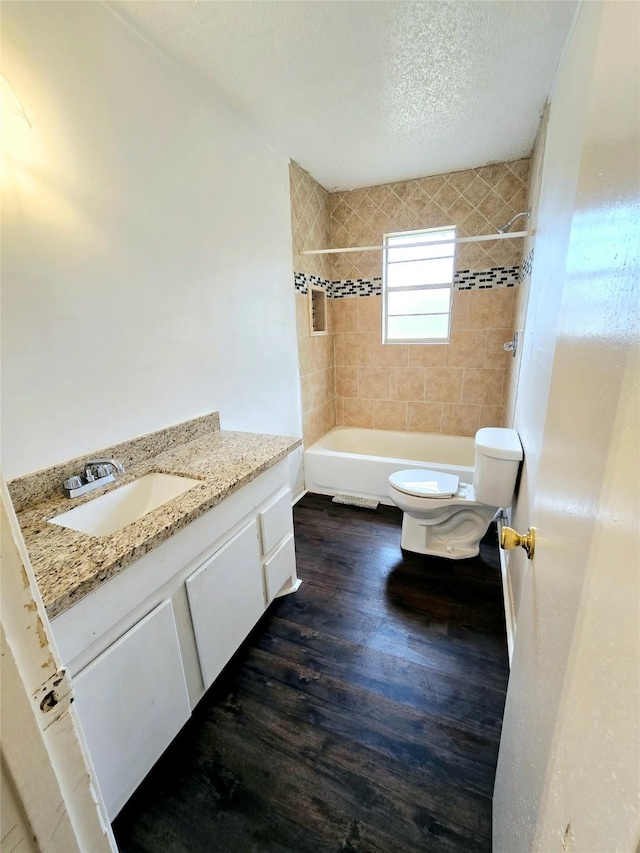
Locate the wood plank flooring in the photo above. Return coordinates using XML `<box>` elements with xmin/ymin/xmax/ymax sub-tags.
<box><xmin>113</xmin><ymin>494</ymin><xmax>509</xmax><ymax>853</ymax></box>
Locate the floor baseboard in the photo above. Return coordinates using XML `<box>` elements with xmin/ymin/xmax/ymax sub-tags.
<box><xmin>497</xmin><ymin>519</ymin><xmax>515</xmax><ymax>667</ymax></box>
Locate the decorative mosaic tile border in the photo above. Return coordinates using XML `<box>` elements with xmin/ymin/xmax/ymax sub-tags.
<box><xmin>331</xmin><ymin>278</ymin><xmax>382</xmax><ymax>298</ymax></box>
<box><xmin>519</xmin><ymin>248</ymin><xmax>534</xmax><ymax>280</ymax></box>
<box><xmin>454</xmin><ymin>265</ymin><xmax>520</xmax><ymax>291</ymax></box>
<box><xmin>293</xmin><ymin>272</ymin><xmax>330</xmax><ymax>296</ymax></box>
<box><xmin>294</xmin><ymin>264</ymin><xmax>523</xmax><ymax>297</ymax></box>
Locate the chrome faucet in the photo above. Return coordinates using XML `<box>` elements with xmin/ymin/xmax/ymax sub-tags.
<box><xmin>64</xmin><ymin>458</ymin><xmax>125</xmax><ymax>498</ymax></box>
<box><xmin>86</xmin><ymin>458</ymin><xmax>125</xmax><ymax>476</ymax></box>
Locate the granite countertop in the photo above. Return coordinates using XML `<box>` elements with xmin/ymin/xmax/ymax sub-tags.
<box><xmin>15</xmin><ymin>429</ymin><xmax>301</xmax><ymax>619</ymax></box>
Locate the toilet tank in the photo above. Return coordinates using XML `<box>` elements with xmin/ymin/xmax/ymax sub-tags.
<box><xmin>473</xmin><ymin>428</ymin><xmax>523</xmax><ymax>507</ymax></box>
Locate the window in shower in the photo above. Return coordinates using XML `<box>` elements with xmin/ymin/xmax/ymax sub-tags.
<box><xmin>382</xmin><ymin>226</ymin><xmax>456</xmax><ymax>344</ymax></box>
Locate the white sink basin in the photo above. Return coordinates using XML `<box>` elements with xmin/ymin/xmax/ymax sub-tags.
<box><xmin>48</xmin><ymin>472</ymin><xmax>202</xmax><ymax>537</ymax></box>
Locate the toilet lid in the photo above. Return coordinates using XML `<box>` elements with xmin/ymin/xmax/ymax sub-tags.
<box><xmin>389</xmin><ymin>469</ymin><xmax>460</xmax><ymax>498</ymax></box>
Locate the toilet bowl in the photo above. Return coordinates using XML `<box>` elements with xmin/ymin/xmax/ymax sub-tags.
<box><xmin>388</xmin><ymin>428</ymin><xmax>523</xmax><ymax>559</ymax></box>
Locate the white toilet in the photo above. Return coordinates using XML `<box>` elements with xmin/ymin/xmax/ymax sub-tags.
<box><xmin>388</xmin><ymin>428</ymin><xmax>523</xmax><ymax>559</ymax></box>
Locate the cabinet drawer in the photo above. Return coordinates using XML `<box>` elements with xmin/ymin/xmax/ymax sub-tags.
<box><xmin>263</xmin><ymin>533</ymin><xmax>296</xmax><ymax>603</ymax></box>
<box><xmin>259</xmin><ymin>489</ymin><xmax>293</xmax><ymax>555</ymax></box>
<box><xmin>72</xmin><ymin>599</ymin><xmax>190</xmax><ymax>820</ymax></box>
<box><xmin>186</xmin><ymin>520</ymin><xmax>264</xmax><ymax>690</ymax></box>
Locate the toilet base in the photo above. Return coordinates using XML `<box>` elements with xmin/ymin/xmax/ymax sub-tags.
<box><xmin>400</xmin><ymin>507</ymin><xmax>496</xmax><ymax>559</ymax></box>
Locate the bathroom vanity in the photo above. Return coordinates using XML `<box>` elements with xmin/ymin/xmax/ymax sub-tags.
<box><xmin>9</xmin><ymin>413</ymin><xmax>301</xmax><ymax>820</ymax></box>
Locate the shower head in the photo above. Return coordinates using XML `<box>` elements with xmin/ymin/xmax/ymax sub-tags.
<box><xmin>497</xmin><ymin>209</ymin><xmax>531</xmax><ymax>234</ymax></box>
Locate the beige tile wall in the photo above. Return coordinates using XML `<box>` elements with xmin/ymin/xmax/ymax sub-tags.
<box><xmin>330</xmin><ymin>159</ymin><xmax>529</xmax><ymax>280</ymax></box>
<box><xmin>291</xmin><ymin>158</ymin><xmax>530</xmax><ymax>444</ymax></box>
<box><xmin>290</xmin><ymin>161</ymin><xmax>332</xmax><ymax>281</ymax></box>
<box><xmin>504</xmin><ymin>113</ymin><xmax>548</xmax><ymax>428</ymax></box>
<box><xmin>290</xmin><ymin>162</ymin><xmax>336</xmax><ymax>446</ymax></box>
<box><xmin>333</xmin><ymin>289</ymin><xmax>515</xmax><ymax>436</ymax></box>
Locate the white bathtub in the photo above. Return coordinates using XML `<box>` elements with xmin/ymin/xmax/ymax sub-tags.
<box><xmin>304</xmin><ymin>426</ymin><xmax>475</xmax><ymax>505</ymax></box>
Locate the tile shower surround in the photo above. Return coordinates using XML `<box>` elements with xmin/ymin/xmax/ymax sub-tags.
<box><xmin>290</xmin><ymin>160</ymin><xmax>531</xmax><ymax>444</ymax></box>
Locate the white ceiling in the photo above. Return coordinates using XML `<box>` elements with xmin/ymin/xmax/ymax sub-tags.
<box><xmin>114</xmin><ymin>0</ymin><xmax>577</xmax><ymax>191</ymax></box>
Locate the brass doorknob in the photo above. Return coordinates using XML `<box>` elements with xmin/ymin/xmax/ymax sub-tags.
<box><xmin>501</xmin><ymin>526</ymin><xmax>536</xmax><ymax>559</ymax></box>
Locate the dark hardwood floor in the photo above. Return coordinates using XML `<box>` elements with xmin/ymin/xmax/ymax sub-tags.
<box><xmin>113</xmin><ymin>494</ymin><xmax>510</xmax><ymax>853</ymax></box>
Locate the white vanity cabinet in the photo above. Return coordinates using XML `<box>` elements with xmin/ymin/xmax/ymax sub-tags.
<box><xmin>50</xmin><ymin>458</ymin><xmax>297</xmax><ymax>821</ymax></box>
<box><xmin>72</xmin><ymin>599</ymin><xmax>191</xmax><ymax>819</ymax></box>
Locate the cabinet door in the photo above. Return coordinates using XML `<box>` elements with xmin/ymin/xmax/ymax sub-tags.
<box><xmin>186</xmin><ymin>520</ymin><xmax>264</xmax><ymax>690</ymax></box>
<box><xmin>263</xmin><ymin>533</ymin><xmax>296</xmax><ymax>603</ymax></box>
<box><xmin>258</xmin><ymin>488</ymin><xmax>293</xmax><ymax>555</ymax></box>
<box><xmin>72</xmin><ymin>599</ymin><xmax>190</xmax><ymax>820</ymax></box>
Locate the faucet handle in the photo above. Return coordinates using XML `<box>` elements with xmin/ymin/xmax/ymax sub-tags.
<box><xmin>85</xmin><ymin>458</ymin><xmax>125</xmax><ymax>475</ymax></box>
<box><xmin>64</xmin><ymin>476</ymin><xmax>83</xmax><ymax>490</ymax></box>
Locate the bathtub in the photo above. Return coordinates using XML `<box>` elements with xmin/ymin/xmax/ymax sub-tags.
<box><xmin>304</xmin><ymin>426</ymin><xmax>475</xmax><ymax>505</ymax></box>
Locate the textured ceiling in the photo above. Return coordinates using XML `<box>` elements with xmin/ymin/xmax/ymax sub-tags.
<box><xmin>114</xmin><ymin>0</ymin><xmax>577</xmax><ymax>191</ymax></box>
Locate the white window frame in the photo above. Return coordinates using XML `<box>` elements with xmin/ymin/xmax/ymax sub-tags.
<box><xmin>382</xmin><ymin>225</ymin><xmax>456</xmax><ymax>345</ymax></box>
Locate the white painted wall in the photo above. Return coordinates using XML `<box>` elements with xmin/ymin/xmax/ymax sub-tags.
<box><xmin>1</xmin><ymin>2</ymin><xmax>301</xmax><ymax>480</ymax></box>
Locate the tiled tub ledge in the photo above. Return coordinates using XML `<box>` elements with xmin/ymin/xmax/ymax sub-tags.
<box><xmin>9</xmin><ymin>415</ymin><xmax>301</xmax><ymax>619</ymax></box>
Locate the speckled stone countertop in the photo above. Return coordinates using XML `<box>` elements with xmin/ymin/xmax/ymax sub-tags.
<box><xmin>13</xmin><ymin>428</ymin><xmax>301</xmax><ymax>619</ymax></box>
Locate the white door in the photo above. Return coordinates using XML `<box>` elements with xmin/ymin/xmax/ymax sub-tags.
<box><xmin>494</xmin><ymin>3</ymin><xmax>640</xmax><ymax>851</ymax></box>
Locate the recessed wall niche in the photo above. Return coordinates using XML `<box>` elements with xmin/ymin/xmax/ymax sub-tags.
<box><xmin>309</xmin><ymin>286</ymin><xmax>328</xmax><ymax>335</ymax></box>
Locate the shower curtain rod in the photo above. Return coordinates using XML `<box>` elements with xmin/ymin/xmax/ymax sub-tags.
<box><xmin>301</xmin><ymin>230</ymin><xmax>529</xmax><ymax>255</ymax></box>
